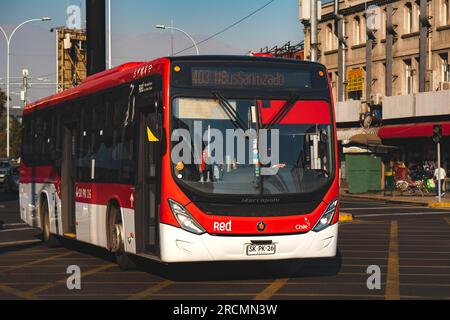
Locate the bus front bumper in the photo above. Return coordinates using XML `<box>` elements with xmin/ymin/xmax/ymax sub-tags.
<box><xmin>159</xmin><ymin>223</ymin><xmax>338</xmax><ymax>263</ymax></box>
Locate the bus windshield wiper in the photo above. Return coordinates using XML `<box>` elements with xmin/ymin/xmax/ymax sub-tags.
<box><xmin>213</xmin><ymin>93</ymin><xmax>248</xmax><ymax>132</ymax></box>
<box><xmin>263</xmin><ymin>95</ymin><xmax>299</xmax><ymax>130</ymax></box>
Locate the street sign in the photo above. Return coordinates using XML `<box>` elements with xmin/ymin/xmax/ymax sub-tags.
<box><xmin>347</xmin><ymin>68</ymin><xmax>364</xmax><ymax>92</ymax></box>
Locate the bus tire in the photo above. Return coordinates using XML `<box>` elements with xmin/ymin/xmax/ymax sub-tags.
<box><xmin>109</xmin><ymin>205</ymin><xmax>136</xmax><ymax>270</ymax></box>
<box><xmin>41</xmin><ymin>198</ymin><xmax>60</xmax><ymax>248</ymax></box>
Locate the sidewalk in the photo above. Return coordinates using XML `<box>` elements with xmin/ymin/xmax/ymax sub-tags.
<box><xmin>340</xmin><ymin>189</ymin><xmax>450</xmax><ymax>208</ymax></box>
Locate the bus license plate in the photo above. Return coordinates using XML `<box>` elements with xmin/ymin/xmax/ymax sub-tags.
<box><xmin>246</xmin><ymin>244</ymin><xmax>276</xmax><ymax>256</ymax></box>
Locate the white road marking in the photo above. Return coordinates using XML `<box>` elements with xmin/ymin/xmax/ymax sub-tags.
<box><xmin>2</xmin><ymin>223</ymin><xmax>27</xmax><ymax>227</ymax></box>
<box><xmin>345</xmin><ymin>206</ymin><xmax>425</xmax><ymax>210</ymax></box>
<box><xmin>0</xmin><ymin>239</ymin><xmax>41</xmax><ymax>247</ymax></box>
<box><xmin>341</xmin><ymin>201</ymin><xmax>386</xmax><ymax>205</ymax></box>
<box><xmin>356</xmin><ymin>212</ymin><xmax>449</xmax><ymax>218</ymax></box>
<box><xmin>0</xmin><ymin>227</ymin><xmax>34</xmax><ymax>233</ymax></box>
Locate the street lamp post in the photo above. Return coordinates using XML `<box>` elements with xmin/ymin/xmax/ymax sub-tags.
<box><xmin>0</xmin><ymin>17</ymin><xmax>51</xmax><ymax>158</ymax></box>
<box><xmin>155</xmin><ymin>24</ymin><xmax>199</xmax><ymax>56</ymax></box>
<box><xmin>108</xmin><ymin>0</ymin><xmax>112</xmax><ymax>69</ymax></box>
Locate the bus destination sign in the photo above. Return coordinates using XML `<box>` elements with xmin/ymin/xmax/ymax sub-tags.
<box><xmin>190</xmin><ymin>67</ymin><xmax>312</xmax><ymax>89</ymax></box>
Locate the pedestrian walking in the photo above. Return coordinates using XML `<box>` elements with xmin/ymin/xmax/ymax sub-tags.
<box><xmin>434</xmin><ymin>164</ymin><xmax>447</xmax><ymax>197</ymax></box>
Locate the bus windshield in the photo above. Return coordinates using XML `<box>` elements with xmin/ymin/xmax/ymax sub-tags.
<box><xmin>171</xmin><ymin>97</ymin><xmax>334</xmax><ymax>196</ymax></box>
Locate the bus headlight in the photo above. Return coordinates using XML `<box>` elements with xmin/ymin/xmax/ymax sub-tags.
<box><xmin>168</xmin><ymin>199</ymin><xmax>206</xmax><ymax>235</ymax></box>
<box><xmin>313</xmin><ymin>199</ymin><xmax>338</xmax><ymax>232</ymax></box>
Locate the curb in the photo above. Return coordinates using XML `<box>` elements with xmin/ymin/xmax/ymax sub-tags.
<box><xmin>342</xmin><ymin>194</ymin><xmax>431</xmax><ymax>207</ymax></box>
<box><xmin>339</xmin><ymin>213</ymin><xmax>353</xmax><ymax>222</ymax></box>
<box><xmin>429</xmin><ymin>202</ymin><xmax>450</xmax><ymax>208</ymax></box>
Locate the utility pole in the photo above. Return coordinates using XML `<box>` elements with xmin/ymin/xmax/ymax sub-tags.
<box><xmin>21</xmin><ymin>69</ymin><xmax>29</xmax><ymax>107</ymax></box>
<box><xmin>86</xmin><ymin>0</ymin><xmax>106</xmax><ymax>76</ymax></box>
<box><xmin>108</xmin><ymin>0</ymin><xmax>112</xmax><ymax>69</ymax></box>
<box><xmin>433</xmin><ymin>125</ymin><xmax>443</xmax><ymax>203</ymax></box>
<box><xmin>0</xmin><ymin>17</ymin><xmax>52</xmax><ymax>158</ymax></box>
<box><xmin>310</xmin><ymin>0</ymin><xmax>318</xmax><ymax>61</ymax></box>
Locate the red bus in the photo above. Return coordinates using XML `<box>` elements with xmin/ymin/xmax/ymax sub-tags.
<box><xmin>20</xmin><ymin>56</ymin><xmax>339</xmax><ymax>269</ymax></box>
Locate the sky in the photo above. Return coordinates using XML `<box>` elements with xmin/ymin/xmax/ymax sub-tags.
<box><xmin>0</xmin><ymin>0</ymin><xmax>305</xmax><ymax>111</ymax></box>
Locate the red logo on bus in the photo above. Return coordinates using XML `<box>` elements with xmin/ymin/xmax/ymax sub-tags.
<box><xmin>256</xmin><ymin>221</ymin><xmax>266</xmax><ymax>232</ymax></box>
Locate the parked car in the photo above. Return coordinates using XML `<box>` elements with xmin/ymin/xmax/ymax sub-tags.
<box><xmin>0</xmin><ymin>159</ymin><xmax>11</xmax><ymax>190</ymax></box>
<box><xmin>4</xmin><ymin>165</ymin><xmax>19</xmax><ymax>193</ymax></box>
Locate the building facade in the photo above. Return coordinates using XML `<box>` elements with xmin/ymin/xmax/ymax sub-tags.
<box><xmin>302</xmin><ymin>0</ymin><xmax>450</xmax><ymax>185</ymax></box>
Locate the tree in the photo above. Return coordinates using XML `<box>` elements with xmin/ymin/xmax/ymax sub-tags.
<box><xmin>0</xmin><ymin>89</ymin><xmax>6</xmax><ymax>119</ymax></box>
<box><xmin>0</xmin><ymin>87</ymin><xmax>22</xmax><ymax>159</ymax></box>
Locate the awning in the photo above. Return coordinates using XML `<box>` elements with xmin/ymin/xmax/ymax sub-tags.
<box><xmin>348</xmin><ymin>134</ymin><xmax>382</xmax><ymax>146</ymax></box>
<box><xmin>337</xmin><ymin>127</ymin><xmax>379</xmax><ymax>141</ymax></box>
<box><xmin>378</xmin><ymin>121</ymin><xmax>450</xmax><ymax>139</ymax></box>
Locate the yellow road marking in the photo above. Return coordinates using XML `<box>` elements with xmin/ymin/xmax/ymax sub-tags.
<box><xmin>2</xmin><ymin>252</ymin><xmax>73</xmax><ymax>273</ymax></box>
<box><xmin>253</xmin><ymin>278</ymin><xmax>288</xmax><ymax>300</ymax></box>
<box><xmin>0</xmin><ymin>285</ymin><xmax>40</xmax><ymax>300</ymax></box>
<box><xmin>339</xmin><ymin>213</ymin><xmax>353</xmax><ymax>222</ymax></box>
<box><xmin>386</xmin><ymin>220</ymin><xmax>400</xmax><ymax>300</ymax></box>
<box><xmin>29</xmin><ymin>263</ymin><xmax>115</xmax><ymax>295</ymax></box>
<box><xmin>127</xmin><ymin>280</ymin><xmax>173</xmax><ymax>300</ymax></box>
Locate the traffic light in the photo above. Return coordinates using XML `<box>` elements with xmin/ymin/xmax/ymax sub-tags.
<box><xmin>433</xmin><ymin>125</ymin><xmax>442</xmax><ymax>143</ymax></box>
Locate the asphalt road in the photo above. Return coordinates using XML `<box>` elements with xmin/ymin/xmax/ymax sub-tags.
<box><xmin>1</xmin><ymin>193</ymin><xmax>450</xmax><ymax>300</ymax></box>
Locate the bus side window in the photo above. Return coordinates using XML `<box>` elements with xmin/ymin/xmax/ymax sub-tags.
<box><xmin>78</xmin><ymin>102</ymin><xmax>92</xmax><ymax>181</ymax></box>
<box><xmin>111</xmin><ymin>88</ymin><xmax>137</xmax><ymax>184</ymax></box>
<box><xmin>22</xmin><ymin>117</ymin><xmax>32</xmax><ymax>165</ymax></box>
<box><xmin>92</xmin><ymin>95</ymin><xmax>113</xmax><ymax>182</ymax></box>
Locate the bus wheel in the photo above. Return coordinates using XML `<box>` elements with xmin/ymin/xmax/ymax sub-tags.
<box><xmin>41</xmin><ymin>199</ymin><xmax>60</xmax><ymax>248</ymax></box>
<box><xmin>110</xmin><ymin>205</ymin><xmax>136</xmax><ymax>270</ymax></box>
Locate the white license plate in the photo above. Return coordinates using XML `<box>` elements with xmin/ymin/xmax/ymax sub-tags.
<box><xmin>246</xmin><ymin>243</ymin><xmax>276</xmax><ymax>256</ymax></box>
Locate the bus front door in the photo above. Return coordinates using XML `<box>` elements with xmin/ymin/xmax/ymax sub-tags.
<box><xmin>135</xmin><ymin>104</ymin><xmax>162</xmax><ymax>256</ymax></box>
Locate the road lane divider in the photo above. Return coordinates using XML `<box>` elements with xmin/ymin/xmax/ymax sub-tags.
<box><xmin>253</xmin><ymin>278</ymin><xmax>288</xmax><ymax>300</ymax></box>
<box><xmin>385</xmin><ymin>221</ymin><xmax>400</xmax><ymax>300</ymax></box>
<box><xmin>2</xmin><ymin>252</ymin><xmax>73</xmax><ymax>273</ymax></box>
<box><xmin>355</xmin><ymin>212</ymin><xmax>449</xmax><ymax>218</ymax></box>
<box><xmin>29</xmin><ymin>263</ymin><xmax>116</xmax><ymax>295</ymax></box>
<box><xmin>0</xmin><ymin>285</ymin><xmax>40</xmax><ymax>300</ymax></box>
<box><xmin>127</xmin><ymin>280</ymin><xmax>174</xmax><ymax>300</ymax></box>
<box><xmin>0</xmin><ymin>227</ymin><xmax>34</xmax><ymax>233</ymax></box>
<box><xmin>0</xmin><ymin>239</ymin><xmax>42</xmax><ymax>247</ymax></box>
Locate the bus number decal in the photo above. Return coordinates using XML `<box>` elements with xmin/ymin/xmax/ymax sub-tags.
<box><xmin>76</xmin><ymin>186</ymin><xmax>92</xmax><ymax>200</ymax></box>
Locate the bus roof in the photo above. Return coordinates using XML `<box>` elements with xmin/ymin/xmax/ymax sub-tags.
<box><xmin>24</xmin><ymin>55</ymin><xmax>323</xmax><ymax>115</ymax></box>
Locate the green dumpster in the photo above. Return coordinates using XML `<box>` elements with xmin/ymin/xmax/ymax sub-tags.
<box><xmin>345</xmin><ymin>154</ymin><xmax>382</xmax><ymax>194</ymax></box>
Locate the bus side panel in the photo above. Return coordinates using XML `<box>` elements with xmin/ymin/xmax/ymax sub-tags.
<box><xmin>73</xmin><ymin>182</ymin><xmax>136</xmax><ymax>253</ymax></box>
<box><xmin>19</xmin><ymin>180</ymin><xmax>61</xmax><ymax>236</ymax></box>
<box><xmin>75</xmin><ymin>202</ymin><xmax>108</xmax><ymax>249</ymax></box>
<box><xmin>73</xmin><ymin>204</ymin><xmax>135</xmax><ymax>253</ymax></box>
<box><xmin>122</xmin><ymin>207</ymin><xmax>136</xmax><ymax>254</ymax></box>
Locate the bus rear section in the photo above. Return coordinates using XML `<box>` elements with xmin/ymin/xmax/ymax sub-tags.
<box><xmin>157</xmin><ymin>57</ymin><xmax>339</xmax><ymax>262</ymax></box>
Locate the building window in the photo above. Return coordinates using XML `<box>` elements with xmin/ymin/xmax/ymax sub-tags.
<box><xmin>405</xmin><ymin>3</ymin><xmax>413</xmax><ymax>34</ymax></box>
<box><xmin>326</xmin><ymin>23</ymin><xmax>338</xmax><ymax>51</ymax></box>
<box><xmin>442</xmin><ymin>0</ymin><xmax>449</xmax><ymax>26</ymax></box>
<box><xmin>381</xmin><ymin>9</ymin><xmax>387</xmax><ymax>39</ymax></box>
<box><xmin>361</xmin><ymin>16</ymin><xmax>367</xmax><ymax>43</ymax></box>
<box><xmin>326</xmin><ymin>23</ymin><xmax>334</xmax><ymax>51</ymax></box>
<box><xmin>404</xmin><ymin>59</ymin><xmax>414</xmax><ymax>94</ymax></box>
<box><xmin>440</xmin><ymin>53</ymin><xmax>450</xmax><ymax>82</ymax></box>
<box><xmin>354</xmin><ymin>16</ymin><xmax>361</xmax><ymax>45</ymax></box>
